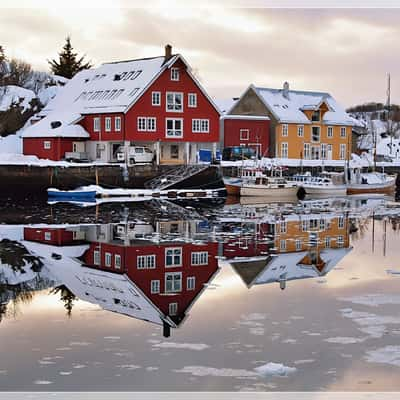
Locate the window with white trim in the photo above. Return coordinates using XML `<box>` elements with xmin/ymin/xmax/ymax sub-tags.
<box><xmin>105</xmin><ymin>252</ymin><xmax>112</xmax><ymax>267</ymax></box>
<box><xmin>188</xmin><ymin>93</ymin><xmax>197</xmax><ymax>107</ymax></box>
<box><xmin>152</xmin><ymin>91</ymin><xmax>161</xmax><ymax>106</ymax></box>
<box><xmin>280</xmin><ymin>221</ymin><xmax>287</xmax><ymax>233</ymax></box>
<box><xmin>340</xmin><ymin>126</ymin><xmax>346</xmax><ymax>138</ymax></box>
<box><xmin>44</xmin><ymin>141</ymin><xmax>51</xmax><ymax>150</ymax></box>
<box><xmin>44</xmin><ymin>232</ymin><xmax>52</xmax><ymax>241</ymax></box>
<box><xmin>192</xmin><ymin>119</ymin><xmax>209</xmax><ymax>133</ymax></box>
<box><xmin>338</xmin><ymin>215</ymin><xmax>345</xmax><ymax>229</ymax></box>
<box><xmin>327</xmin><ymin>126</ymin><xmax>333</xmax><ymax>138</ymax></box>
<box><xmin>325</xmin><ymin>237</ymin><xmax>331</xmax><ymax>248</ymax></box>
<box><xmin>137</xmin><ymin>117</ymin><xmax>147</xmax><ymax>131</ymax></box>
<box><xmin>302</xmin><ymin>219</ymin><xmax>308</xmax><ymax>232</ymax></box>
<box><xmin>303</xmin><ymin>143</ymin><xmax>310</xmax><ymax>160</ymax></box>
<box><xmin>280</xmin><ymin>239</ymin><xmax>286</xmax><ymax>251</ymax></box>
<box><xmin>166</xmin><ymin>92</ymin><xmax>183</xmax><ymax>112</ymax></box>
<box><xmin>151</xmin><ymin>280</ymin><xmax>160</xmax><ymax>294</ymax></box>
<box><xmin>321</xmin><ymin>143</ymin><xmax>327</xmax><ymax>160</ymax></box>
<box><xmin>147</xmin><ymin>117</ymin><xmax>156</xmax><ymax>132</ymax></box>
<box><xmin>105</xmin><ymin>117</ymin><xmax>111</xmax><ymax>132</ymax></box>
<box><xmin>295</xmin><ymin>239</ymin><xmax>302</xmax><ymax>251</ymax></box>
<box><xmin>282</xmin><ymin>124</ymin><xmax>288</xmax><ymax>136</ymax></box>
<box><xmin>340</xmin><ymin>144</ymin><xmax>346</xmax><ymax>160</ymax></box>
<box><xmin>281</xmin><ymin>142</ymin><xmax>288</xmax><ymax>158</ymax></box>
<box><xmin>166</xmin><ymin>119</ymin><xmax>183</xmax><ymax>138</ymax></box>
<box><xmin>337</xmin><ymin>235</ymin><xmax>344</xmax><ymax>247</ymax></box>
<box><xmin>93</xmin><ymin>117</ymin><xmax>100</xmax><ymax>132</ymax></box>
<box><xmin>297</xmin><ymin>125</ymin><xmax>304</xmax><ymax>137</ymax></box>
<box><xmin>191</xmin><ymin>251</ymin><xmax>208</xmax><ymax>266</ymax></box>
<box><xmin>165</xmin><ymin>248</ymin><xmax>182</xmax><ymax>267</ymax></box>
<box><xmin>240</xmin><ymin>129</ymin><xmax>249</xmax><ymax>140</ymax></box>
<box><xmin>169</xmin><ymin>302</ymin><xmax>178</xmax><ymax>315</ymax></box>
<box><xmin>171</xmin><ymin>68</ymin><xmax>180</xmax><ymax>81</ymax></box>
<box><xmin>312</xmin><ymin>126</ymin><xmax>320</xmax><ymax>142</ymax></box>
<box><xmin>94</xmin><ymin>250</ymin><xmax>100</xmax><ymax>265</ymax></box>
<box><xmin>115</xmin><ymin>117</ymin><xmax>121</xmax><ymax>132</ymax></box>
<box><xmin>165</xmin><ymin>272</ymin><xmax>182</xmax><ymax>293</ymax></box>
<box><xmin>115</xmin><ymin>254</ymin><xmax>121</xmax><ymax>269</ymax></box>
<box><xmin>187</xmin><ymin>276</ymin><xmax>196</xmax><ymax>291</ymax></box>
<box><xmin>137</xmin><ymin>254</ymin><xmax>156</xmax><ymax>269</ymax></box>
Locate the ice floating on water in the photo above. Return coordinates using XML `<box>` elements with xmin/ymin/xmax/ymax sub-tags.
<box><xmin>254</xmin><ymin>362</ymin><xmax>297</xmax><ymax>377</ymax></box>
<box><xmin>365</xmin><ymin>345</ymin><xmax>400</xmax><ymax>367</ymax></box>
<box><xmin>152</xmin><ymin>342</ymin><xmax>210</xmax><ymax>351</ymax></box>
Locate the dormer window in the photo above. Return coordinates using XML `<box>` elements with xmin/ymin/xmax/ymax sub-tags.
<box><xmin>171</xmin><ymin>67</ymin><xmax>180</xmax><ymax>81</ymax></box>
<box><xmin>311</xmin><ymin>110</ymin><xmax>320</xmax><ymax>122</ymax></box>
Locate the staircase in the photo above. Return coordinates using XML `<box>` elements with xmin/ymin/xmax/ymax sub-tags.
<box><xmin>144</xmin><ymin>164</ymin><xmax>210</xmax><ymax>191</ymax></box>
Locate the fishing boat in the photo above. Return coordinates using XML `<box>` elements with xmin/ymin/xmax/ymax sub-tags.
<box><xmin>223</xmin><ymin>167</ymin><xmax>266</xmax><ymax>196</ymax></box>
<box><xmin>240</xmin><ymin>176</ymin><xmax>299</xmax><ymax>197</ymax></box>
<box><xmin>47</xmin><ymin>188</ymin><xmax>97</xmax><ymax>200</ymax></box>
<box><xmin>346</xmin><ymin>170</ymin><xmax>396</xmax><ymax>194</ymax></box>
<box><xmin>289</xmin><ymin>172</ymin><xmax>347</xmax><ymax>196</ymax></box>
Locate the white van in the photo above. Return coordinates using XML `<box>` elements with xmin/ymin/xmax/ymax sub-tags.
<box><xmin>116</xmin><ymin>146</ymin><xmax>154</xmax><ymax>164</ymax></box>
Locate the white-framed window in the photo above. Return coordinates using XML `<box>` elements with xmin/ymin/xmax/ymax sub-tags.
<box><xmin>165</xmin><ymin>272</ymin><xmax>182</xmax><ymax>293</ymax></box>
<box><xmin>281</xmin><ymin>142</ymin><xmax>288</xmax><ymax>158</ymax></box>
<box><xmin>44</xmin><ymin>141</ymin><xmax>51</xmax><ymax>150</ymax></box>
<box><xmin>303</xmin><ymin>143</ymin><xmax>310</xmax><ymax>160</ymax></box>
<box><xmin>169</xmin><ymin>302</ymin><xmax>178</xmax><ymax>316</ymax></box>
<box><xmin>152</xmin><ymin>91</ymin><xmax>161</xmax><ymax>106</ymax></box>
<box><xmin>309</xmin><ymin>219</ymin><xmax>319</xmax><ymax>229</ymax></box>
<box><xmin>340</xmin><ymin>126</ymin><xmax>346</xmax><ymax>138</ymax></box>
<box><xmin>280</xmin><ymin>239</ymin><xmax>286</xmax><ymax>251</ymax></box>
<box><xmin>340</xmin><ymin>144</ymin><xmax>346</xmax><ymax>160</ymax></box>
<box><xmin>115</xmin><ymin>254</ymin><xmax>121</xmax><ymax>269</ymax></box>
<box><xmin>166</xmin><ymin>92</ymin><xmax>183</xmax><ymax>112</ymax></box>
<box><xmin>240</xmin><ymin>129</ymin><xmax>249</xmax><ymax>140</ymax></box>
<box><xmin>297</xmin><ymin>125</ymin><xmax>304</xmax><ymax>137</ymax></box>
<box><xmin>192</xmin><ymin>119</ymin><xmax>209</xmax><ymax>133</ymax></box>
<box><xmin>302</xmin><ymin>219</ymin><xmax>308</xmax><ymax>232</ymax></box>
<box><xmin>165</xmin><ymin>248</ymin><xmax>182</xmax><ymax>267</ymax></box>
<box><xmin>187</xmin><ymin>276</ymin><xmax>196</xmax><ymax>291</ymax></box>
<box><xmin>325</xmin><ymin>237</ymin><xmax>331</xmax><ymax>248</ymax></box>
<box><xmin>137</xmin><ymin>117</ymin><xmax>147</xmax><ymax>131</ymax></box>
<box><xmin>327</xmin><ymin>126</ymin><xmax>333</xmax><ymax>138</ymax></box>
<box><xmin>171</xmin><ymin>67</ymin><xmax>180</xmax><ymax>81</ymax></box>
<box><xmin>280</xmin><ymin>221</ymin><xmax>287</xmax><ymax>233</ymax></box>
<box><xmin>321</xmin><ymin>143</ymin><xmax>327</xmax><ymax>160</ymax></box>
<box><xmin>166</xmin><ymin>118</ymin><xmax>183</xmax><ymax>138</ymax></box>
<box><xmin>338</xmin><ymin>215</ymin><xmax>345</xmax><ymax>229</ymax></box>
<box><xmin>337</xmin><ymin>235</ymin><xmax>344</xmax><ymax>247</ymax></box>
<box><xmin>105</xmin><ymin>117</ymin><xmax>111</xmax><ymax>132</ymax></box>
<box><xmin>93</xmin><ymin>117</ymin><xmax>100</xmax><ymax>132</ymax></box>
<box><xmin>191</xmin><ymin>251</ymin><xmax>208</xmax><ymax>266</ymax></box>
<box><xmin>151</xmin><ymin>280</ymin><xmax>160</xmax><ymax>294</ymax></box>
<box><xmin>295</xmin><ymin>239</ymin><xmax>302</xmax><ymax>251</ymax></box>
<box><xmin>105</xmin><ymin>252</ymin><xmax>112</xmax><ymax>267</ymax></box>
<box><xmin>137</xmin><ymin>254</ymin><xmax>156</xmax><ymax>269</ymax></box>
<box><xmin>94</xmin><ymin>250</ymin><xmax>100</xmax><ymax>265</ymax></box>
<box><xmin>188</xmin><ymin>93</ymin><xmax>197</xmax><ymax>108</ymax></box>
<box><xmin>312</xmin><ymin>126</ymin><xmax>320</xmax><ymax>142</ymax></box>
<box><xmin>147</xmin><ymin>117</ymin><xmax>157</xmax><ymax>132</ymax></box>
<box><xmin>282</xmin><ymin>124</ymin><xmax>288</xmax><ymax>137</ymax></box>
<box><xmin>44</xmin><ymin>231</ymin><xmax>52</xmax><ymax>241</ymax></box>
<box><xmin>115</xmin><ymin>117</ymin><xmax>121</xmax><ymax>132</ymax></box>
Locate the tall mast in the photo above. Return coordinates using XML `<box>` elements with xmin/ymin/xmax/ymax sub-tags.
<box><xmin>387</xmin><ymin>73</ymin><xmax>392</xmax><ymax>156</ymax></box>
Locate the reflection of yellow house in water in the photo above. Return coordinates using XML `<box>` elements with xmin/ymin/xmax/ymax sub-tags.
<box><xmin>230</xmin><ymin>213</ymin><xmax>352</xmax><ymax>290</ymax></box>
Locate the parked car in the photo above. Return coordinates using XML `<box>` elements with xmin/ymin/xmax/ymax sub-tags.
<box><xmin>116</xmin><ymin>146</ymin><xmax>155</xmax><ymax>164</ymax></box>
<box><xmin>222</xmin><ymin>146</ymin><xmax>257</xmax><ymax>161</ymax></box>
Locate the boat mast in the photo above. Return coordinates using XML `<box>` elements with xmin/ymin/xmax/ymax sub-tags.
<box><xmin>387</xmin><ymin>73</ymin><xmax>392</xmax><ymax>158</ymax></box>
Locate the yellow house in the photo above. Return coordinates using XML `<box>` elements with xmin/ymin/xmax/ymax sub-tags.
<box><xmin>228</xmin><ymin>82</ymin><xmax>354</xmax><ymax>161</ymax></box>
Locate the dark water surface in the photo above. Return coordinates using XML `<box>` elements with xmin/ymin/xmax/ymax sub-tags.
<box><xmin>1</xmin><ymin>195</ymin><xmax>400</xmax><ymax>391</ymax></box>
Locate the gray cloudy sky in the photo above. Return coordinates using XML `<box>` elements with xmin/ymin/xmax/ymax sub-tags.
<box><xmin>1</xmin><ymin>4</ymin><xmax>399</xmax><ymax>107</ymax></box>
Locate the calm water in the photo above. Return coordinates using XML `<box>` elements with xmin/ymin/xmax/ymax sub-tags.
<box><xmin>1</xmin><ymin>195</ymin><xmax>400</xmax><ymax>391</ymax></box>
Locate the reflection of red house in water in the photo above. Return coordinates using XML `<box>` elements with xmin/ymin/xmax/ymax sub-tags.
<box><xmin>23</xmin><ymin>224</ymin><xmax>219</xmax><ymax>336</ymax></box>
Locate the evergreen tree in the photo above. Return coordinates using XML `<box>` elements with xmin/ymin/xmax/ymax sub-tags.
<box><xmin>0</xmin><ymin>46</ymin><xmax>5</xmax><ymax>64</ymax></box>
<box><xmin>48</xmin><ymin>36</ymin><xmax>92</xmax><ymax>79</ymax></box>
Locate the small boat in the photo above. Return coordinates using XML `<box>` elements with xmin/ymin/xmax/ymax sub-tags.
<box><xmin>47</xmin><ymin>188</ymin><xmax>97</xmax><ymax>200</ymax></box>
<box><xmin>223</xmin><ymin>167</ymin><xmax>266</xmax><ymax>196</ymax></box>
<box><xmin>347</xmin><ymin>171</ymin><xmax>397</xmax><ymax>194</ymax></box>
<box><xmin>240</xmin><ymin>176</ymin><xmax>299</xmax><ymax>197</ymax></box>
<box><xmin>289</xmin><ymin>172</ymin><xmax>347</xmax><ymax>196</ymax></box>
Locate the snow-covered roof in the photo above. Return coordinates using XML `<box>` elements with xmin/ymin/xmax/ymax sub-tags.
<box><xmin>251</xmin><ymin>85</ymin><xmax>354</xmax><ymax>126</ymax></box>
<box><xmin>21</xmin><ymin>111</ymin><xmax>89</xmax><ymax>138</ymax></box>
<box><xmin>42</xmin><ymin>55</ymin><xmax>182</xmax><ymax>115</ymax></box>
<box><xmin>215</xmin><ymin>97</ymin><xmax>238</xmax><ymax>115</ymax></box>
<box><xmin>0</xmin><ymin>85</ymin><xmax>36</xmax><ymax>112</ymax></box>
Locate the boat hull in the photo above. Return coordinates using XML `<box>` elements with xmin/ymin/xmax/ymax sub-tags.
<box><xmin>303</xmin><ymin>185</ymin><xmax>347</xmax><ymax>196</ymax></box>
<box><xmin>347</xmin><ymin>181</ymin><xmax>396</xmax><ymax>195</ymax></box>
<box><xmin>47</xmin><ymin>189</ymin><xmax>97</xmax><ymax>200</ymax></box>
<box><xmin>240</xmin><ymin>185</ymin><xmax>299</xmax><ymax>197</ymax></box>
<box><xmin>223</xmin><ymin>177</ymin><xmax>242</xmax><ymax>196</ymax></box>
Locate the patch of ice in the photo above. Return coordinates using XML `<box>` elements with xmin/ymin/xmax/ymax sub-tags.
<box><xmin>293</xmin><ymin>359</ymin><xmax>315</xmax><ymax>365</ymax></box>
<box><xmin>116</xmin><ymin>364</ymin><xmax>141</xmax><ymax>370</ymax></box>
<box><xmin>146</xmin><ymin>366</ymin><xmax>159</xmax><ymax>371</ymax></box>
<box><xmin>339</xmin><ymin>294</ymin><xmax>400</xmax><ymax>307</ymax></box>
<box><xmin>324</xmin><ymin>336</ymin><xmax>367</xmax><ymax>344</ymax></box>
<box><xmin>69</xmin><ymin>341</ymin><xmax>92</xmax><ymax>346</ymax></box>
<box><xmin>34</xmin><ymin>380</ymin><xmax>53</xmax><ymax>385</ymax></box>
<box><xmin>249</xmin><ymin>327</ymin><xmax>265</xmax><ymax>336</ymax></box>
<box><xmin>173</xmin><ymin>365</ymin><xmax>259</xmax><ymax>378</ymax></box>
<box><xmin>152</xmin><ymin>342</ymin><xmax>210</xmax><ymax>351</ymax></box>
<box><xmin>254</xmin><ymin>362</ymin><xmax>297</xmax><ymax>377</ymax></box>
<box><xmin>365</xmin><ymin>345</ymin><xmax>400</xmax><ymax>367</ymax></box>
<box><xmin>282</xmin><ymin>339</ymin><xmax>297</xmax><ymax>344</ymax></box>
<box><xmin>72</xmin><ymin>364</ymin><xmax>87</xmax><ymax>369</ymax></box>
<box><xmin>358</xmin><ymin>325</ymin><xmax>388</xmax><ymax>339</ymax></box>
<box><xmin>59</xmin><ymin>371</ymin><xmax>72</xmax><ymax>376</ymax></box>
<box><xmin>38</xmin><ymin>360</ymin><xmax>56</xmax><ymax>365</ymax></box>
<box><xmin>56</xmin><ymin>347</ymin><xmax>72</xmax><ymax>351</ymax></box>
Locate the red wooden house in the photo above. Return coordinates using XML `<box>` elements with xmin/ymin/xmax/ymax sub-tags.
<box><xmin>22</xmin><ymin>45</ymin><xmax>220</xmax><ymax>165</ymax></box>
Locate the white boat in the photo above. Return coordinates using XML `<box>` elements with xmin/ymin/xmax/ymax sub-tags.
<box><xmin>224</xmin><ymin>167</ymin><xmax>266</xmax><ymax>196</ymax></box>
<box><xmin>290</xmin><ymin>173</ymin><xmax>347</xmax><ymax>196</ymax></box>
<box><xmin>240</xmin><ymin>176</ymin><xmax>299</xmax><ymax>197</ymax></box>
<box><xmin>347</xmin><ymin>171</ymin><xmax>397</xmax><ymax>194</ymax></box>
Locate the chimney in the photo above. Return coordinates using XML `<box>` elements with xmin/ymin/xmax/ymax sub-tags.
<box><xmin>165</xmin><ymin>44</ymin><xmax>172</xmax><ymax>61</ymax></box>
<box><xmin>282</xmin><ymin>81</ymin><xmax>290</xmax><ymax>100</ymax></box>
